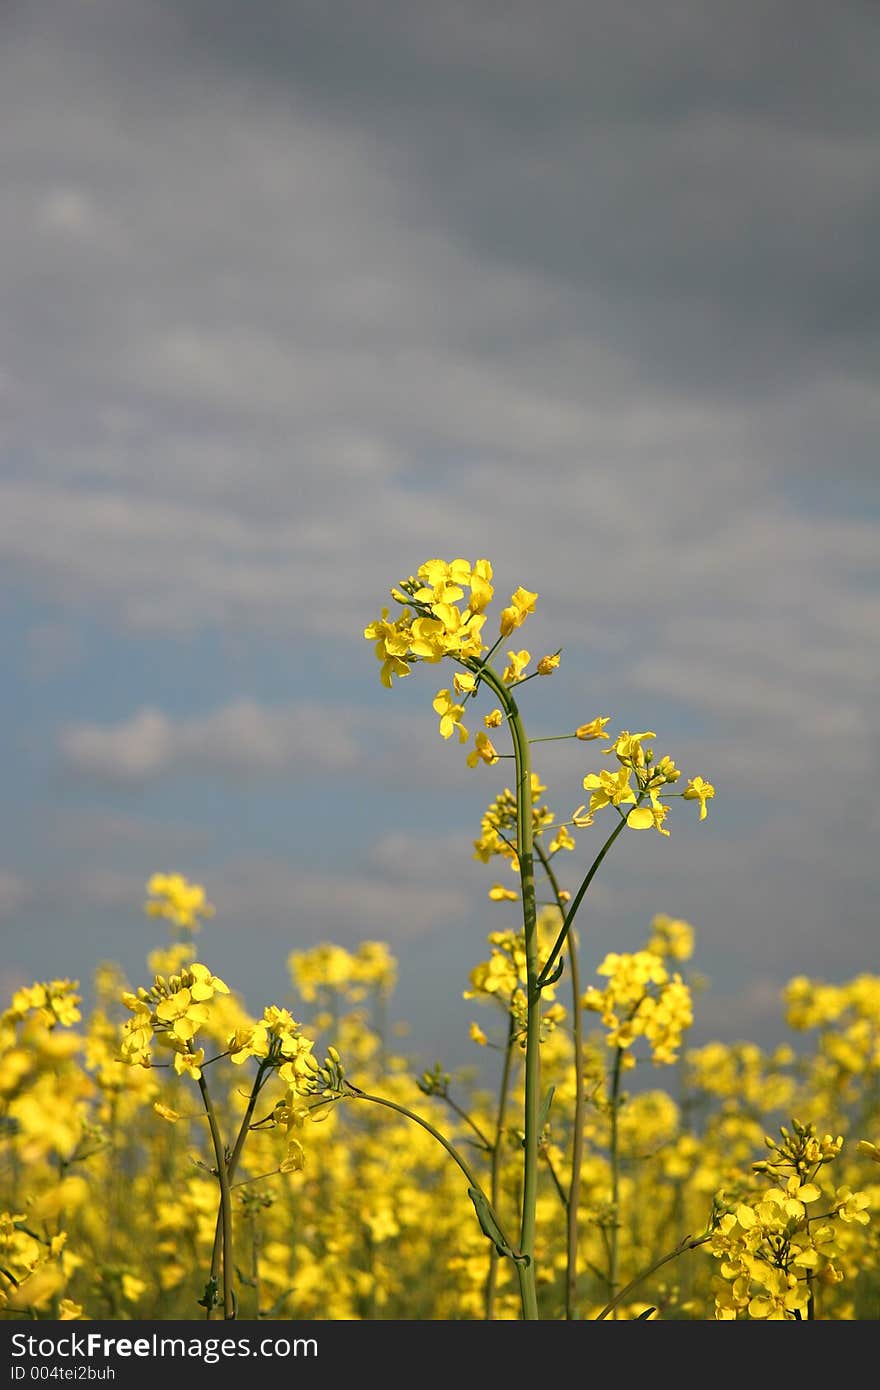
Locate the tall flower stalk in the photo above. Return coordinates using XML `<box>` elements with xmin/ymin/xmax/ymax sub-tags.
<box><xmin>365</xmin><ymin>556</ymin><xmax>718</xmax><ymax>1318</ymax></box>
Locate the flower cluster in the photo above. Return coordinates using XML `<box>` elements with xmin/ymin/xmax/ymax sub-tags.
<box><xmin>709</xmin><ymin>1120</ymin><xmax>870</xmax><ymax>1319</ymax></box>
<box><xmin>464</xmin><ymin>913</ymin><xmax>565</xmax><ymax>1045</ymax></box>
<box><xmin>473</xmin><ymin>775</ymin><xmax>554</xmax><ymax>875</ymax></box>
<box><xmin>0</xmin><ymin>1213</ymin><xmax>71</xmax><ymax>1315</ymax></box>
<box><xmin>289</xmin><ymin>941</ymin><xmax>398</xmax><ymax>1005</ymax></box>
<box><xmin>364</xmin><ymin>558</ymin><xmax>495</xmax><ymax>689</ymax></box>
<box><xmin>365</xmin><ymin>558</ymin><xmax>554</xmax><ymax>773</ymax></box>
<box><xmin>582</xmin><ymin>949</ymin><xmax>693</xmax><ymax>1067</ymax></box>
<box><xmin>646</xmin><ymin>914</ymin><xmax>695</xmax><ymax>962</ymax></box>
<box><xmin>144</xmin><ymin>873</ymin><xmax>215</xmax><ymax>932</ymax></box>
<box><xmin>3</xmin><ymin>980</ymin><xmax>81</xmax><ymax>1031</ymax></box>
<box><xmin>119</xmin><ymin>963</ymin><xmax>231</xmax><ymax>1080</ymax></box>
<box><xmin>575</xmin><ymin>727</ymin><xmax>714</xmax><ymax>837</ymax></box>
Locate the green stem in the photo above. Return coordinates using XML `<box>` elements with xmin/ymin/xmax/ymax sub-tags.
<box><xmin>484</xmin><ymin>1012</ymin><xmax>517</xmax><ymax>1320</ymax></box>
<box><xmin>346</xmin><ymin>1084</ymin><xmax>519</xmax><ymax>1260</ymax></box>
<box><xmin>438</xmin><ymin>1091</ymin><xmax>494</xmax><ymax>1153</ymax></box>
<box><xmin>535</xmin><ymin>841</ymin><xmax>585</xmax><ymax>1320</ymax></box>
<box><xmin>528</xmin><ymin>733</ymin><xmax>578</xmax><ymax>744</ymax></box>
<box><xmin>536</xmin><ymin>814</ymin><xmax>630</xmax><ymax>990</ymax></box>
<box><xmin>197</xmin><ymin>1071</ymin><xmax>234</xmax><ymax>1319</ymax></box>
<box><xmin>595</xmin><ymin>1231</ymin><xmax>711</xmax><ymax>1320</ymax></box>
<box><xmin>474</xmin><ymin>660</ymin><xmax>541</xmax><ymax>1319</ymax></box>
<box><xmin>608</xmin><ymin>1047</ymin><xmax>624</xmax><ymax>1317</ymax></box>
<box><xmin>208</xmin><ymin>1061</ymin><xmax>270</xmax><ymax>1312</ymax></box>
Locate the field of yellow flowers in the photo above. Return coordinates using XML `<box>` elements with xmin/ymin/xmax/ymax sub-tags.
<box><xmin>2</xmin><ymin>559</ymin><xmax>877</xmax><ymax>1320</ymax></box>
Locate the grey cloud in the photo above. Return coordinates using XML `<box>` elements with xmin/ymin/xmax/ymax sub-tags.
<box><xmin>1</xmin><ymin>0</ymin><xmax>878</xmax><ymax>1059</ymax></box>
<box><xmin>0</xmin><ymin>871</ymin><xmax>27</xmax><ymax>921</ymax></box>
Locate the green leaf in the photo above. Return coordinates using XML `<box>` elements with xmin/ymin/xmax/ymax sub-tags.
<box><xmin>467</xmin><ymin>1187</ymin><xmax>530</xmax><ymax>1266</ymax></box>
<box><xmin>538</xmin><ymin>1085</ymin><xmax>555</xmax><ymax>1133</ymax></box>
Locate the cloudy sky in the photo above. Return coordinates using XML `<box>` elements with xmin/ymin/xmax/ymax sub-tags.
<box><xmin>1</xmin><ymin>0</ymin><xmax>877</xmax><ymax>1074</ymax></box>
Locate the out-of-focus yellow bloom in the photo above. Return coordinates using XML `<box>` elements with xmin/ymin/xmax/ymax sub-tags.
<box><xmin>7</xmin><ymin>981</ymin><xmax>81</xmax><ymax>1030</ymax></box>
<box><xmin>834</xmin><ymin>1188</ymin><xmax>871</xmax><ymax>1225</ymax></box>
<box><xmin>153</xmin><ymin>1102</ymin><xmax>181</xmax><ymax>1123</ymax></box>
<box><xmin>548</xmin><ymin>823</ymin><xmax>576</xmax><ymax>854</ymax></box>
<box><xmin>647</xmin><ymin>915</ymin><xmax>695</xmax><ymax>962</ymax></box>
<box><xmin>488</xmin><ymin>884</ymin><xmax>519</xmax><ymax>902</ymax></box>
<box><xmin>145</xmin><ymin>874</ymin><xmax>214</xmax><ymax>932</ymax></box>
<box><xmin>57</xmin><ymin>1299</ymin><xmax>86</xmax><ymax>1320</ymax></box>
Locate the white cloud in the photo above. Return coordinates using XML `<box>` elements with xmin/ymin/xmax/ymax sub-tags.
<box><xmin>59</xmin><ymin>700</ymin><xmax>360</xmax><ymax>783</ymax></box>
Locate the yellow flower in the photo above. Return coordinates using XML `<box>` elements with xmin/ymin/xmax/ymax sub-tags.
<box><xmin>627</xmin><ymin>803</ymin><xmax>671</xmax><ymax>837</ymax></box>
<box><xmin>834</xmin><ymin>1188</ymin><xmax>870</xmax><ymax>1225</ymax></box>
<box><xmin>576</xmin><ymin>716</ymin><xmax>610</xmax><ymax>742</ymax></box>
<box><xmin>604</xmin><ymin>730</ymin><xmax>656</xmax><ymax>769</ymax></box>
<box><xmin>536</xmin><ymin>653</ymin><xmax>560</xmax><ymax>675</ymax></box>
<box><xmin>548</xmin><ymin>824</ymin><xmax>576</xmax><ymax>854</ymax></box>
<box><xmin>468</xmin><ymin>559</ymin><xmax>494</xmax><ymax>613</ymax></box>
<box><xmin>484</xmin><ymin>708</ymin><xmax>503</xmax><ymax>728</ymax></box>
<box><xmin>152</xmin><ymin>1102</ymin><xmax>181</xmax><ymax>1123</ymax></box>
<box><xmin>582</xmin><ymin>766</ymin><xmax>636</xmax><ymax>813</ymax></box>
<box><xmin>683</xmin><ymin>776</ymin><xmax>715</xmax><ymax>820</ymax></box>
<box><xmin>467</xmin><ymin>732</ymin><xmax>500</xmax><ymax>768</ymax></box>
<box><xmin>57</xmin><ymin>1300</ymin><xmax>86</xmax><ymax>1320</ymax></box>
<box><xmin>489</xmin><ymin>884</ymin><xmax>519</xmax><ymax>902</ymax></box>
<box><xmin>432</xmin><ymin>689</ymin><xmax>469</xmax><ymax>743</ymax></box>
<box><xmin>469</xmin><ymin>1022</ymin><xmax>488</xmax><ymax>1046</ymax></box>
<box><xmin>647</xmin><ymin>915</ymin><xmax>694</xmax><ymax>962</ymax></box>
<box><xmin>145</xmin><ymin>874</ymin><xmax>215</xmax><ymax>931</ymax></box>
<box><xmin>499</xmin><ymin>586</ymin><xmax>538</xmax><ymax>636</ymax></box>
<box><xmin>502</xmin><ymin>649</ymin><xmax>530</xmax><ymax>684</ymax></box>
<box><xmin>172</xmin><ymin>1047</ymin><xmax>206</xmax><ymax>1080</ymax></box>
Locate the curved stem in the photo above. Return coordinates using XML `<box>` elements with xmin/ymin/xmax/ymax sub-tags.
<box><xmin>595</xmin><ymin>1231</ymin><xmax>711</xmax><ymax>1320</ymax></box>
<box><xmin>536</xmin><ymin>815</ymin><xmax>629</xmax><ymax>990</ymax></box>
<box><xmin>437</xmin><ymin>1091</ymin><xmax>494</xmax><ymax>1153</ymax></box>
<box><xmin>346</xmin><ymin>1084</ymin><xmax>519</xmax><ymax>1259</ymax></box>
